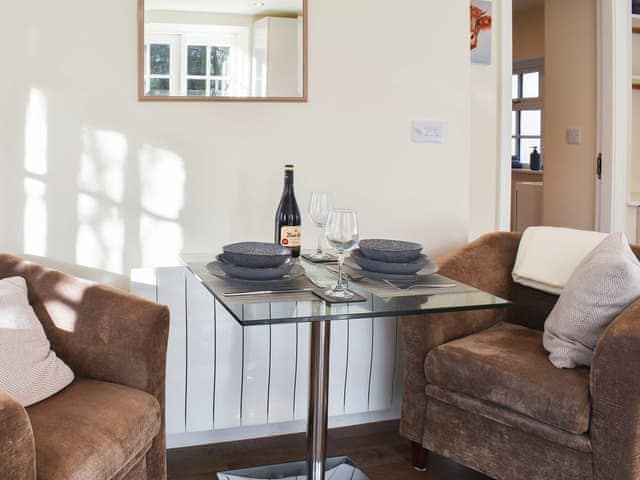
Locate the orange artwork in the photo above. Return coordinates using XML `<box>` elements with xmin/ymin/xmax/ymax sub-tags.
<box><xmin>470</xmin><ymin>2</ymin><xmax>492</xmax><ymax>64</ymax></box>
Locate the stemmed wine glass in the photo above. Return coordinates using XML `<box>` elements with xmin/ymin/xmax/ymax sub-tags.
<box><xmin>324</xmin><ymin>209</ymin><xmax>359</xmax><ymax>299</ymax></box>
<box><xmin>308</xmin><ymin>192</ymin><xmax>333</xmax><ymax>261</ymax></box>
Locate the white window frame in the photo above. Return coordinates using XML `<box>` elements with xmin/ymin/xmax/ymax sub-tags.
<box><xmin>145</xmin><ymin>24</ymin><xmax>250</xmax><ymax>98</ymax></box>
<box><xmin>183</xmin><ymin>32</ymin><xmax>237</xmax><ymax>97</ymax></box>
<box><xmin>144</xmin><ymin>34</ymin><xmax>180</xmax><ymax>96</ymax></box>
<box><xmin>512</xmin><ymin>56</ymin><xmax>544</xmax><ymax>166</ymax></box>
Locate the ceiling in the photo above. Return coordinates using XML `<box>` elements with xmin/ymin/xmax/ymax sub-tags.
<box><xmin>145</xmin><ymin>0</ymin><xmax>301</xmax><ymax>15</ymax></box>
<box><xmin>513</xmin><ymin>0</ymin><xmax>544</xmax><ymax>13</ymax></box>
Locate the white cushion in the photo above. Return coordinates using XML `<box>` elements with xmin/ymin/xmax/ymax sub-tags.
<box><xmin>0</xmin><ymin>276</ymin><xmax>74</xmax><ymax>406</ymax></box>
<box><xmin>513</xmin><ymin>227</ymin><xmax>607</xmax><ymax>295</ymax></box>
<box><xmin>543</xmin><ymin>233</ymin><xmax>640</xmax><ymax>368</ymax></box>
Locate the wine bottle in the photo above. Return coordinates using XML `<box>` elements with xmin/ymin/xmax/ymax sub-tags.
<box><xmin>275</xmin><ymin>165</ymin><xmax>302</xmax><ymax>257</ymax></box>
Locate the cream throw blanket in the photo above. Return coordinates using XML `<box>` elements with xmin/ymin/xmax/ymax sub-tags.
<box><xmin>512</xmin><ymin>227</ymin><xmax>608</xmax><ymax>295</ymax></box>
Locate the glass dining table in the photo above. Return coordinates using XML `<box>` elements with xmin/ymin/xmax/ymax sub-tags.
<box><xmin>182</xmin><ymin>253</ymin><xmax>510</xmax><ymax>480</ymax></box>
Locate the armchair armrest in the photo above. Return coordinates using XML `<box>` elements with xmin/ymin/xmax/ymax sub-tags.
<box><xmin>0</xmin><ymin>390</ymin><xmax>36</xmax><ymax>480</ymax></box>
<box><xmin>591</xmin><ymin>299</ymin><xmax>640</xmax><ymax>480</ymax></box>
<box><xmin>399</xmin><ymin>232</ymin><xmax>520</xmax><ymax>444</ymax></box>
<box><xmin>0</xmin><ymin>254</ymin><xmax>170</xmax><ymax>480</ymax></box>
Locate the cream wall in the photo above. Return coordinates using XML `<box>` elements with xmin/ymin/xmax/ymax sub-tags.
<box><xmin>513</xmin><ymin>3</ymin><xmax>544</xmax><ymax>60</ymax></box>
<box><xmin>0</xmin><ymin>0</ymin><xmax>485</xmax><ymax>274</ymax></box>
<box><xmin>542</xmin><ymin>0</ymin><xmax>597</xmax><ymax>230</ymax></box>
<box><xmin>469</xmin><ymin>0</ymin><xmax>502</xmax><ymax>240</ymax></box>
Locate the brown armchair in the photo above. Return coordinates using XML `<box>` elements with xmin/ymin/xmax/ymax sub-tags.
<box><xmin>0</xmin><ymin>254</ymin><xmax>170</xmax><ymax>480</ymax></box>
<box><xmin>400</xmin><ymin>232</ymin><xmax>640</xmax><ymax>480</ymax></box>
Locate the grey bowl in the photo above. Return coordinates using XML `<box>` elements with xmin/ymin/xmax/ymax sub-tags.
<box><xmin>222</xmin><ymin>242</ymin><xmax>291</xmax><ymax>268</ymax></box>
<box><xmin>214</xmin><ymin>254</ymin><xmax>295</xmax><ymax>281</ymax></box>
<box><xmin>351</xmin><ymin>249</ymin><xmax>428</xmax><ymax>275</ymax></box>
<box><xmin>359</xmin><ymin>239</ymin><xmax>423</xmax><ymax>263</ymax></box>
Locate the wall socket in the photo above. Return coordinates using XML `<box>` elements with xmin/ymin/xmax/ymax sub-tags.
<box><xmin>412</xmin><ymin>121</ymin><xmax>445</xmax><ymax>143</ymax></box>
<box><xmin>566</xmin><ymin>127</ymin><xmax>582</xmax><ymax>145</ymax></box>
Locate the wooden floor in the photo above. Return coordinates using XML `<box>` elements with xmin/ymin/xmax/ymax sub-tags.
<box><xmin>167</xmin><ymin>421</ymin><xmax>490</xmax><ymax>480</ymax></box>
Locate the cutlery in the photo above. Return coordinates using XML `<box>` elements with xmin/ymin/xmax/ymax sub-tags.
<box><xmin>326</xmin><ymin>266</ymin><xmax>365</xmax><ymax>282</ymax></box>
<box><xmin>382</xmin><ymin>279</ymin><xmax>456</xmax><ymax>290</ymax></box>
<box><xmin>224</xmin><ymin>288</ymin><xmax>315</xmax><ymax>297</ymax></box>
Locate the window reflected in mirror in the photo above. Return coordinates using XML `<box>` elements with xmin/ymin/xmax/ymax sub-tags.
<box><xmin>139</xmin><ymin>0</ymin><xmax>307</xmax><ymax>101</ymax></box>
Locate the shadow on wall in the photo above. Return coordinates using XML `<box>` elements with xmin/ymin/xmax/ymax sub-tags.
<box><xmin>20</xmin><ymin>87</ymin><xmax>186</xmax><ymax>275</ymax></box>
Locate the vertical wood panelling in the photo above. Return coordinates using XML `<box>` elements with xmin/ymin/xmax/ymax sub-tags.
<box><xmin>134</xmin><ymin>268</ymin><xmax>404</xmax><ymax>440</ymax></box>
<box><xmin>369</xmin><ymin>316</ymin><xmax>397</xmax><ymax>411</ymax></box>
<box><xmin>185</xmin><ymin>273</ymin><xmax>215</xmax><ymax>432</ymax></box>
<box><xmin>344</xmin><ymin>315</ymin><xmax>373</xmax><ymax>414</ymax></box>
<box><xmin>268</xmin><ymin>302</ymin><xmax>298</xmax><ymax>423</ymax></box>
<box><xmin>294</xmin><ymin>303</ymin><xmax>311</xmax><ymax>421</ymax></box>
<box><xmin>241</xmin><ymin>304</ymin><xmax>270</xmax><ymax>426</ymax></box>
<box><xmin>157</xmin><ymin>267</ymin><xmax>187</xmax><ymax>434</ymax></box>
<box><xmin>328</xmin><ymin>307</ymin><xmax>348</xmax><ymax>416</ymax></box>
<box><xmin>392</xmin><ymin>318</ymin><xmax>404</xmax><ymax>410</ymax></box>
<box><xmin>214</xmin><ymin>300</ymin><xmax>243</xmax><ymax>429</ymax></box>
<box><xmin>130</xmin><ymin>268</ymin><xmax>157</xmax><ymax>303</ymax></box>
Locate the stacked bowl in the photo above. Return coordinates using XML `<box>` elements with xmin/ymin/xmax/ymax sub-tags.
<box><xmin>213</xmin><ymin>242</ymin><xmax>298</xmax><ymax>281</ymax></box>
<box><xmin>350</xmin><ymin>239</ymin><xmax>437</xmax><ymax>276</ymax></box>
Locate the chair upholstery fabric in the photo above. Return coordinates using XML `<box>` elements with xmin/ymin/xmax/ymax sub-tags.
<box><xmin>27</xmin><ymin>379</ymin><xmax>160</xmax><ymax>480</ymax></box>
<box><xmin>0</xmin><ymin>254</ymin><xmax>170</xmax><ymax>480</ymax></box>
<box><xmin>426</xmin><ymin>322</ymin><xmax>591</xmax><ymax>434</ymax></box>
<box><xmin>400</xmin><ymin>232</ymin><xmax>640</xmax><ymax>480</ymax></box>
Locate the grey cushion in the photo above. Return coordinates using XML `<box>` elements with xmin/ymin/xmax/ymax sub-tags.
<box><xmin>543</xmin><ymin>232</ymin><xmax>640</xmax><ymax>368</ymax></box>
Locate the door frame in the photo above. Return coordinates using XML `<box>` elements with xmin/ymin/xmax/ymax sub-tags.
<box><xmin>497</xmin><ymin>0</ymin><xmax>631</xmax><ymax>234</ymax></box>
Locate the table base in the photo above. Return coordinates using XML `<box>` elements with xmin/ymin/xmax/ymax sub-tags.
<box><xmin>217</xmin><ymin>456</ymin><xmax>369</xmax><ymax>480</ymax></box>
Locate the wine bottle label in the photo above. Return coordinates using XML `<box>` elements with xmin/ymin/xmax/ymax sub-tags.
<box><xmin>280</xmin><ymin>226</ymin><xmax>301</xmax><ymax>247</ymax></box>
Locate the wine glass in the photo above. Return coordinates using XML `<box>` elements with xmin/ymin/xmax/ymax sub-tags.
<box><xmin>324</xmin><ymin>209</ymin><xmax>359</xmax><ymax>299</ymax></box>
<box><xmin>308</xmin><ymin>192</ymin><xmax>333</xmax><ymax>260</ymax></box>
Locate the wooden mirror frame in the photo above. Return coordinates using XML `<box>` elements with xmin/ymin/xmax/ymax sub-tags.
<box><xmin>137</xmin><ymin>0</ymin><xmax>308</xmax><ymax>102</ymax></box>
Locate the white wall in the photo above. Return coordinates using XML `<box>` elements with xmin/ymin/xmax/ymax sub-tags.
<box><xmin>469</xmin><ymin>0</ymin><xmax>502</xmax><ymax>240</ymax></box>
<box><xmin>0</xmin><ymin>0</ymin><xmax>488</xmax><ymax>274</ymax></box>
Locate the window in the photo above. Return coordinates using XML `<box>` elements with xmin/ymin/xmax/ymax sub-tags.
<box><xmin>144</xmin><ymin>25</ymin><xmax>248</xmax><ymax>97</ymax></box>
<box><xmin>186</xmin><ymin>44</ymin><xmax>232</xmax><ymax>96</ymax></box>
<box><xmin>512</xmin><ymin>58</ymin><xmax>544</xmax><ymax>166</ymax></box>
<box><xmin>144</xmin><ymin>38</ymin><xmax>179</xmax><ymax>96</ymax></box>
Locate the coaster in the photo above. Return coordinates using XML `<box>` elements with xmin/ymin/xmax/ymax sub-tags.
<box><xmin>312</xmin><ymin>289</ymin><xmax>367</xmax><ymax>304</ymax></box>
<box><xmin>302</xmin><ymin>252</ymin><xmax>338</xmax><ymax>264</ymax></box>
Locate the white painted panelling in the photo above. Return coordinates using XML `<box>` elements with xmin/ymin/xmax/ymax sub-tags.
<box><xmin>132</xmin><ymin>267</ymin><xmax>404</xmax><ymax>445</ymax></box>
<box><xmin>214</xmin><ymin>301</ymin><xmax>243</xmax><ymax>429</ymax></box>
<box><xmin>185</xmin><ymin>273</ymin><xmax>215</xmax><ymax>432</ymax></box>
<box><xmin>369</xmin><ymin>316</ymin><xmax>397</xmax><ymax>411</ymax></box>
<box><xmin>130</xmin><ymin>268</ymin><xmax>157</xmax><ymax>303</ymax></box>
<box><xmin>157</xmin><ymin>268</ymin><xmax>187</xmax><ymax>434</ymax></box>
<box><xmin>344</xmin><ymin>316</ymin><xmax>373</xmax><ymax>414</ymax></box>
<box><xmin>241</xmin><ymin>304</ymin><xmax>270</xmax><ymax>426</ymax></box>
<box><xmin>293</xmin><ymin>302</ymin><xmax>311</xmax><ymax>421</ymax></box>
<box><xmin>268</xmin><ymin>302</ymin><xmax>298</xmax><ymax>423</ymax></box>
<box><xmin>328</xmin><ymin>309</ymin><xmax>349</xmax><ymax>417</ymax></box>
<box><xmin>392</xmin><ymin>319</ymin><xmax>404</xmax><ymax>410</ymax></box>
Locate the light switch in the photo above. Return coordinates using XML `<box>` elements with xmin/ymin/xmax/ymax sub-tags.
<box><xmin>566</xmin><ymin>127</ymin><xmax>582</xmax><ymax>145</ymax></box>
<box><xmin>412</xmin><ymin>121</ymin><xmax>445</xmax><ymax>143</ymax></box>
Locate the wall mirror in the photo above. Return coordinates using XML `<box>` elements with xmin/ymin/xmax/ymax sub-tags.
<box><xmin>138</xmin><ymin>0</ymin><xmax>307</xmax><ymax>101</ymax></box>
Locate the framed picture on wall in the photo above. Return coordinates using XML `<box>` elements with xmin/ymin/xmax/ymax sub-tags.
<box><xmin>471</xmin><ymin>1</ymin><xmax>492</xmax><ymax>65</ymax></box>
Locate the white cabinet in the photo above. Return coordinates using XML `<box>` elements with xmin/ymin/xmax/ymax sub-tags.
<box><xmin>630</xmin><ymin>15</ymin><xmax>640</xmax><ymax>208</ymax></box>
<box><xmin>252</xmin><ymin>17</ymin><xmax>301</xmax><ymax>97</ymax></box>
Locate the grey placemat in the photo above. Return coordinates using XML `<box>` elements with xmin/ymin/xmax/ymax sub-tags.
<box><xmin>350</xmin><ymin>273</ymin><xmax>479</xmax><ymax>298</ymax></box>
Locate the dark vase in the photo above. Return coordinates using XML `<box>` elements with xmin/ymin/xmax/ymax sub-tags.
<box><xmin>530</xmin><ymin>147</ymin><xmax>542</xmax><ymax>171</ymax></box>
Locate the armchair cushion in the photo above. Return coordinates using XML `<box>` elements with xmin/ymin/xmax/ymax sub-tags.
<box><xmin>426</xmin><ymin>322</ymin><xmax>591</xmax><ymax>434</ymax></box>
<box><xmin>27</xmin><ymin>378</ymin><xmax>161</xmax><ymax>480</ymax></box>
<box><xmin>0</xmin><ymin>276</ymin><xmax>74</xmax><ymax>406</ymax></box>
<box><xmin>543</xmin><ymin>232</ymin><xmax>640</xmax><ymax>368</ymax></box>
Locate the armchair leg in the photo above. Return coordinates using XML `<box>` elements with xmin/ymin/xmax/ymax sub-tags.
<box><xmin>411</xmin><ymin>441</ymin><xmax>429</xmax><ymax>471</ymax></box>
